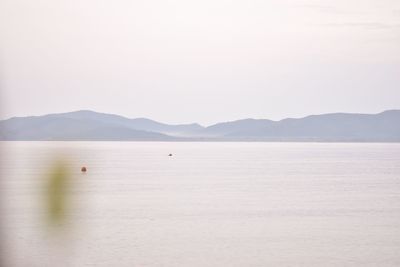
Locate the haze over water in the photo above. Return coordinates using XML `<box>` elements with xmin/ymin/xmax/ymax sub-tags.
<box><xmin>1</xmin><ymin>142</ymin><xmax>400</xmax><ymax>266</ymax></box>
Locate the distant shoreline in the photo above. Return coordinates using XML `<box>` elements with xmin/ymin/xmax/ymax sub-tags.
<box><xmin>1</xmin><ymin>109</ymin><xmax>399</xmax><ymax>142</ymax></box>
<box><xmin>1</xmin><ymin>140</ymin><xmax>399</xmax><ymax>143</ymax></box>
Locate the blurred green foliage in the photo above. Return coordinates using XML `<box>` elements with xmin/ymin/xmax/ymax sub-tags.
<box><xmin>45</xmin><ymin>160</ymin><xmax>71</xmax><ymax>226</ymax></box>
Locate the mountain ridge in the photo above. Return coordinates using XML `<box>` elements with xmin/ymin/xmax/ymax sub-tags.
<box><xmin>1</xmin><ymin>110</ymin><xmax>399</xmax><ymax>141</ymax></box>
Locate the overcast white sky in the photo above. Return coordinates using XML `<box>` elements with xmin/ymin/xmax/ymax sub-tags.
<box><xmin>1</xmin><ymin>0</ymin><xmax>399</xmax><ymax>125</ymax></box>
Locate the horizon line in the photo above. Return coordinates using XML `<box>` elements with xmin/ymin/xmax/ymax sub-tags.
<box><xmin>1</xmin><ymin>108</ymin><xmax>399</xmax><ymax>127</ymax></box>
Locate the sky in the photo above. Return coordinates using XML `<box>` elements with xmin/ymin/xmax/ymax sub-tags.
<box><xmin>0</xmin><ymin>0</ymin><xmax>399</xmax><ymax>125</ymax></box>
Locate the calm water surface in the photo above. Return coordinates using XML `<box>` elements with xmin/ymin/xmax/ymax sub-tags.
<box><xmin>1</xmin><ymin>142</ymin><xmax>400</xmax><ymax>267</ymax></box>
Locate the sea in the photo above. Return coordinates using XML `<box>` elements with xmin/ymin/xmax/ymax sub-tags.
<box><xmin>1</xmin><ymin>141</ymin><xmax>399</xmax><ymax>267</ymax></box>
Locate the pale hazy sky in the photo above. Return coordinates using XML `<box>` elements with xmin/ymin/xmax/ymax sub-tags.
<box><xmin>1</xmin><ymin>0</ymin><xmax>399</xmax><ymax>125</ymax></box>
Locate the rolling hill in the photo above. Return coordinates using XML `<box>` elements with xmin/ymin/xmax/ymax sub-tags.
<box><xmin>0</xmin><ymin>110</ymin><xmax>399</xmax><ymax>141</ymax></box>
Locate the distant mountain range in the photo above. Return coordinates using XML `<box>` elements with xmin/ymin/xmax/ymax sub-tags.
<box><xmin>0</xmin><ymin>110</ymin><xmax>399</xmax><ymax>142</ymax></box>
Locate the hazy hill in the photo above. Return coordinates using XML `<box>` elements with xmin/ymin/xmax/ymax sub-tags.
<box><xmin>0</xmin><ymin>110</ymin><xmax>399</xmax><ymax>141</ymax></box>
<box><xmin>0</xmin><ymin>114</ymin><xmax>173</xmax><ymax>141</ymax></box>
<box><xmin>203</xmin><ymin>110</ymin><xmax>400</xmax><ymax>141</ymax></box>
<box><xmin>56</xmin><ymin>110</ymin><xmax>204</xmax><ymax>136</ymax></box>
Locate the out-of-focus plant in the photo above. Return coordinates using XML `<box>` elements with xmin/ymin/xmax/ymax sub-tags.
<box><xmin>45</xmin><ymin>159</ymin><xmax>72</xmax><ymax>227</ymax></box>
